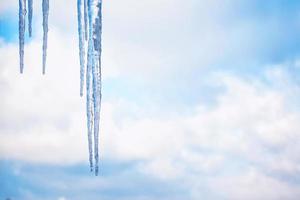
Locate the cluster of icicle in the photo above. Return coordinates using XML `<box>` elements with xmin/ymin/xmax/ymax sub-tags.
<box><xmin>19</xmin><ymin>0</ymin><xmax>49</xmax><ymax>74</ymax></box>
<box><xmin>18</xmin><ymin>0</ymin><xmax>102</xmax><ymax>176</ymax></box>
<box><xmin>77</xmin><ymin>0</ymin><xmax>102</xmax><ymax>176</ymax></box>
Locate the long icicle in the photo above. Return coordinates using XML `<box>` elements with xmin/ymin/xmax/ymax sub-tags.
<box><xmin>77</xmin><ymin>0</ymin><xmax>86</xmax><ymax>97</ymax></box>
<box><xmin>92</xmin><ymin>0</ymin><xmax>102</xmax><ymax>176</ymax></box>
<box><xmin>19</xmin><ymin>0</ymin><xmax>26</xmax><ymax>74</ymax></box>
<box><xmin>86</xmin><ymin>47</ymin><xmax>94</xmax><ymax>172</ymax></box>
<box><xmin>28</xmin><ymin>0</ymin><xmax>33</xmax><ymax>37</ymax></box>
<box><xmin>42</xmin><ymin>0</ymin><xmax>49</xmax><ymax>74</ymax></box>
<box><xmin>86</xmin><ymin>0</ymin><xmax>96</xmax><ymax>173</ymax></box>
<box><xmin>78</xmin><ymin>0</ymin><xmax>93</xmax><ymax>172</ymax></box>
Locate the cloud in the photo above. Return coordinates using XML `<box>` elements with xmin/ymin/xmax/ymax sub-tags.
<box><xmin>1</xmin><ymin>28</ymin><xmax>300</xmax><ymax>198</ymax></box>
<box><xmin>0</xmin><ymin>1</ymin><xmax>16</xmax><ymax>14</ymax></box>
<box><xmin>210</xmin><ymin>168</ymin><xmax>300</xmax><ymax>200</ymax></box>
<box><xmin>1</xmin><ymin>0</ymin><xmax>300</xmax><ymax>199</ymax></box>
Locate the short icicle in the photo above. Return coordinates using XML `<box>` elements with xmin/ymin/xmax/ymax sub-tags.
<box><xmin>42</xmin><ymin>0</ymin><xmax>49</xmax><ymax>74</ymax></box>
<box><xmin>19</xmin><ymin>0</ymin><xmax>26</xmax><ymax>74</ymax></box>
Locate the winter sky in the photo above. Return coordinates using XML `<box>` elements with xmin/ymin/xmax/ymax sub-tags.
<box><xmin>1</xmin><ymin>0</ymin><xmax>300</xmax><ymax>199</ymax></box>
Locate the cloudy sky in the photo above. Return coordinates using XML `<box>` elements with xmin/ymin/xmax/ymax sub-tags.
<box><xmin>1</xmin><ymin>0</ymin><xmax>300</xmax><ymax>199</ymax></box>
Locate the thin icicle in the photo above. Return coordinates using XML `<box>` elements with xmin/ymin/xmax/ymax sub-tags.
<box><xmin>19</xmin><ymin>0</ymin><xmax>26</xmax><ymax>74</ymax></box>
<box><xmin>87</xmin><ymin>0</ymin><xmax>102</xmax><ymax>176</ymax></box>
<box><xmin>86</xmin><ymin>42</ymin><xmax>94</xmax><ymax>172</ymax></box>
<box><xmin>86</xmin><ymin>0</ymin><xmax>96</xmax><ymax>173</ymax></box>
<box><xmin>84</xmin><ymin>0</ymin><xmax>88</xmax><ymax>40</ymax></box>
<box><xmin>77</xmin><ymin>0</ymin><xmax>86</xmax><ymax>96</ymax></box>
<box><xmin>42</xmin><ymin>0</ymin><xmax>49</xmax><ymax>74</ymax></box>
<box><xmin>28</xmin><ymin>0</ymin><xmax>33</xmax><ymax>37</ymax></box>
<box><xmin>92</xmin><ymin>0</ymin><xmax>102</xmax><ymax>176</ymax></box>
<box><xmin>92</xmin><ymin>59</ymin><xmax>100</xmax><ymax>175</ymax></box>
<box><xmin>92</xmin><ymin>55</ymin><xmax>100</xmax><ymax>175</ymax></box>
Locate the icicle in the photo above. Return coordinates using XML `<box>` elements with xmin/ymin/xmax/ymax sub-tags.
<box><xmin>86</xmin><ymin>42</ymin><xmax>94</xmax><ymax>171</ymax></box>
<box><xmin>84</xmin><ymin>0</ymin><xmax>88</xmax><ymax>40</ymax></box>
<box><xmin>28</xmin><ymin>0</ymin><xmax>33</xmax><ymax>37</ymax></box>
<box><xmin>42</xmin><ymin>0</ymin><xmax>49</xmax><ymax>74</ymax></box>
<box><xmin>86</xmin><ymin>0</ymin><xmax>102</xmax><ymax>176</ymax></box>
<box><xmin>92</xmin><ymin>0</ymin><xmax>102</xmax><ymax>176</ymax></box>
<box><xmin>86</xmin><ymin>0</ymin><xmax>96</xmax><ymax>173</ymax></box>
<box><xmin>19</xmin><ymin>0</ymin><xmax>26</xmax><ymax>74</ymax></box>
<box><xmin>77</xmin><ymin>0</ymin><xmax>86</xmax><ymax>96</ymax></box>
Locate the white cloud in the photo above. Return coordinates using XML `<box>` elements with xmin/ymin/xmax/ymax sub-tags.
<box><xmin>1</xmin><ymin>0</ymin><xmax>300</xmax><ymax>199</ymax></box>
<box><xmin>0</xmin><ymin>1</ymin><xmax>16</xmax><ymax>14</ymax></box>
<box><xmin>1</xmin><ymin>31</ymin><xmax>300</xmax><ymax>198</ymax></box>
<box><xmin>209</xmin><ymin>168</ymin><xmax>300</xmax><ymax>200</ymax></box>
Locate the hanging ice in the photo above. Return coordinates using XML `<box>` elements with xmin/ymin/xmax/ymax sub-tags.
<box><xmin>19</xmin><ymin>0</ymin><xmax>49</xmax><ymax>74</ymax></box>
<box><xmin>86</xmin><ymin>0</ymin><xmax>102</xmax><ymax>176</ymax></box>
<box><xmin>42</xmin><ymin>0</ymin><xmax>49</xmax><ymax>74</ymax></box>
<box><xmin>92</xmin><ymin>0</ymin><xmax>102</xmax><ymax>176</ymax></box>
<box><xmin>18</xmin><ymin>0</ymin><xmax>26</xmax><ymax>73</ymax></box>
<box><xmin>18</xmin><ymin>0</ymin><xmax>103</xmax><ymax>176</ymax></box>
<box><xmin>28</xmin><ymin>0</ymin><xmax>33</xmax><ymax>37</ymax></box>
<box><xmin>77</xmin><ymin>0</ymin><xmax>86</xmax><ymax>97</ymax></box>
<box><xmin>77</xmin><ymin>0</ymin><xmax>102</xmax><ymax>175</ymax></box>
<box><xmin>86</xmin><ymin>36</ymin><xmax>95</xmax><ymax>172</ymax></box>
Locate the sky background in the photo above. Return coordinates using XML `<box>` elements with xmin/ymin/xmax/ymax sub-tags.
<box><xmin>1</xmin><ymin>0</ymin><xmax>300</xmax><ymax>199</ymax></box>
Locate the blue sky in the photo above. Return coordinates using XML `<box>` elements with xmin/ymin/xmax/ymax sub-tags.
<box><xmin>1</xmin><ymin>0</ymin><xmax>300</xmax><ymax>200</ymax></box>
